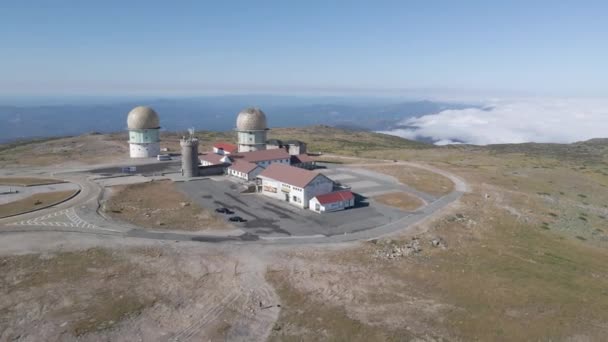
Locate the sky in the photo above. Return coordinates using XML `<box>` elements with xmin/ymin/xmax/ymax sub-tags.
<box><xmin>1</xmin><ymin>0</ymin><xmax>607</xmax><ymax>97</ymax></box>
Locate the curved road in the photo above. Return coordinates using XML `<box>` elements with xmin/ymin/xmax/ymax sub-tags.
<box><xmin>0</xmin><ymin>160</ymin><xmax>469</xmax><ymax>245</ymax></box>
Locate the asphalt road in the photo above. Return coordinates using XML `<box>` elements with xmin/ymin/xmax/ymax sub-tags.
<box><xmin>0</xmin><ymin>159</ymin><xmax>469</xmax><ymax>245</ymax></box>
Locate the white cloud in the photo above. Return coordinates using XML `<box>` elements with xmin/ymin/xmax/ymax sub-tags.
<box><xmin>381</xmin><ymin>98</ymin><xmax>608</xmax><ymax>145</ymax></box>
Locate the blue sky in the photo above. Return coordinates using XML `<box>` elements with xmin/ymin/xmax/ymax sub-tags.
<box><xmin>1</xmin><ymin>1</ymin><xmax>607</xmax><ymax>98</ymax></box>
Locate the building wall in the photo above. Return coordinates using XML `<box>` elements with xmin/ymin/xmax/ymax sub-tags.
<box><xmin>287</xmin><ymin>143</ymin><xmax>307</xmax><ymax>155</ymax></box>
<box><xmin>129</xmin><ymin>142</ymin><xmax>160</xmax><ymax>158</ymax></box>
<box><xmin>292</xmin><ymin>162</ymin><xmax>315</xmax><ymax>170</ymax></box>
<box><xmin>309</xmin><ymin>197</ymin><xmax>354</xmax><ymax>213</ymax></box>
<box><xmin>198</xmin><ymin>164</ymin><xmax>226</xmax><ymax>176</ymax></box>
<box><xmin>260</xmin><ymin>178</ymin><xmax>307</xmax><ymax>208</ymax></box>
<box><xmin>129</xmin><ymin>129</ymin><xmax>160</xmax><ymax>144</ymax></box>
<box><xmin>237</xmin><ymin>130</ymin><xmax>267</xmax><ymax>152</ymax></box>
<box><xmin>259</xmin><ymin>174</ymin><xmax>333</xmax><ymax>209</ymax></box>
<box><xmin>254</xmin><ymin>158</ymin><xmax>290</xmax><ymax>168</ymax></box>
<box><xmin>302</xmin><ymin>176</ymin><xmax>334</xmax><ymax>206</ymax></box>
<box><xmin>227</xmin><ymin>166</ymin><xmax>263</xmax><ymax>181</ymax></box>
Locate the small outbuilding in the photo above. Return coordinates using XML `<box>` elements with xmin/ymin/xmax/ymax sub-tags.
<box><xmin>309</xmin><ymin>190</ymin><xmax>355</xmax><ymax>213</ymax></box>
<box><xmin>213</xmin><ymin>142</ymin><xmax>238</xmax><ymax>155</ymax></box>
<box><xmin>290</xmin><ymin>154</ymin><xmax>316</xmax><ymax>170</ymax></box>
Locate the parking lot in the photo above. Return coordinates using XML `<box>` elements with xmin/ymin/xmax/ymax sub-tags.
<box><xmin>176</xmin><ymin>166</ymin><xmax>426</xmax><ymax>237</ymax></box>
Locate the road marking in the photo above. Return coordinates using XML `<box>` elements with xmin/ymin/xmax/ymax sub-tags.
<box><xmin>9</xmin><ymin>208</ymin><xmax>99</xmax><ymax>229</ymax></box>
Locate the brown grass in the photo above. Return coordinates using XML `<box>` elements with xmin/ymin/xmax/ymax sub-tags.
<box><xmin>0</xmin><ymin>190</ymin><xmax>79</xmax><ymax>218</ymax></box>
<box><xmin>373</xmin><ymin>192</ymin><xmax>424</xmax><ymax>211</ymax></box>
<box><xmin>104</xmin><ymin>180</ymin><xmax>231</xmax><ymax>231</ymax></box>
<box><xmin>0</xmin><ymin>177</ymin><xmax>65</xmax><ymax>186</ymax></box>
<box><xmin>365</xmin><ymin>164</ymin><xmax>454</xmax><ymax>196</ymax></box>
<box><xmin>312</xmin><ymin>155</ymin><xmax>387</xmax><ymax>165</ymax></box>
<box><xmin>0</xmin><ymin>248</ymin><xmax>155</xmax><ymax>337</ymax></box>
<box><xmin>266</xmin><ymin>270</ymin><xmax>412</xmax><ymax>342</ymax></box>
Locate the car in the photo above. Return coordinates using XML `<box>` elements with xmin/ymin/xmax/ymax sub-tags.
<box><xmin>229</xmin><ymin>216</ymin><xmax>246</xmax><ymax>222</ymax></box>
<box><xmin>215</xmin><ymin>207</ymin><xmax>235</xmax><ymax>214</ymax></box>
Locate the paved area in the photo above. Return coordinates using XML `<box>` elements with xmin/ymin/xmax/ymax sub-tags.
<box><xmin>0</xmin><ymin>159</ymin><xmax>470</xmax><ymax>245</ymax></box>
<box><xmin>0</xmin><ymin>182</ymin><xmax>81</xmax><ymax>204</ymax></box>
<box><xmin>176</xmin><ymin>178</ymin><xmax>408</xmax><ymax>237</ymax></box>
<box><xmin>319</xmin><ymin>165</ymin><xmax>436</xmax><ymax>203</ymax></box>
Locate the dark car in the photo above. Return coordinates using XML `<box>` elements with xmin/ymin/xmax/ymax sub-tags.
<box><xmin>215</xmin><ymin>207</ymin><xmax>234</xmax><ymax>214</ymax></box>
<box><xmin>229</xmin><ymin>216</ymin><xmax>246</xmax><ymax>222</ymax></box>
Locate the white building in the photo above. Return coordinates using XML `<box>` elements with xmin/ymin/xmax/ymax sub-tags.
<box><xmin>257</xmin><ymin>164</ymin><xmax>334</xmax><ymax>209</ymax></box>
<box><xmin>127</xmin><ymin>106</ymin><xmax>161</xmax><ymax>158</ymax></box>
<box><xmin>234</xmin><ymin>148</ymin><xmax>290</xmax><ymax>168</ymax></box>
<box><xmin>236</xmin><ymin>107</ymin><xmax>268</xmax><ymax>152</ymax></box>
<box><xmin>213</xmin><ymin>142</ymin><xmax>237</xmax><ymax>155</ymax></box>
<box><xmin>309</xmin><ymin>190</ymin><xmax>355</xmax><ymax>213</ymax></box>
<box><xmin>200</xmin><ymin>153</ymin><xmax>231</xmax><ymax>166</ymax></box>
<box><xmin>227</xmin><ymin>160</ymin><xmax>264</xmax><ymax>181</ymax></box>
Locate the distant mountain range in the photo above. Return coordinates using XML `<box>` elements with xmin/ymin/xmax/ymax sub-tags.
<box><xmin>0</xmin><ymin>95</ymin><xmax>479</xmax><ymax>144</ymax></box>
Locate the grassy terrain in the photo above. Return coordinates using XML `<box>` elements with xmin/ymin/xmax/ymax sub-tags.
<box><xmin>266</xmin><ymin>270</ymin><xmax>412</xmax><ymax>342</ymax></box>
<box><xmin>104</xmin><ymin>180</ymin><xmax>231</xmax><ymax>231</ymax></box>
<box><xmin>0</xmin><ymin>177</ymin><xmax>65</xmax><ymax>186</ymax></box>
<box><xmin>0</xmin><ymin>248</ymin><xmax>154</xmax><ymax>337</ymax></box>
<box><xmin>260</xmin><ymin>127</ymin><xmax>608</xmax><ymax>340</ymax></box>
<box><xmin>268</xmin><ymin>125</ymin><xmax>429</xmax><ymax>155</ymax></box>
<box><xmin>365</xmin><ymin>164</ymin><xmax>455</xmax><ymax>196</ymax></box>
<box><xmin>372</xmin><ymin>192</ymin><xmax>424</xmax><ymax>211</ymax></box>
<box><xmin>0</xmin><ymin>190</ymin><xmax>79</xmax><ymax>218</ymax></box>
<box><xmin>0</xmin><ymin>133</ymin><xmax>128</xmax><ymax>167</ymax></box>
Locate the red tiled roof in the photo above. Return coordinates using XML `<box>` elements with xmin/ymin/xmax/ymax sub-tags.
<box><xmin>200</xmin><ymin>153</ymin><xmax>226</xmax><ymax>165</ymax></box>
<box><xmin>233</xmin><ymin>148</ymin><xmax>290</xmax><ymax>163</ymax></box>
<box><xmin>258</xmin><ymin>163</ymin><xmax>327</xmax><ymax>188</ymax></box>
<box><xmin>213</xmin><ymin>142</ymin><xmax>238</xmax><ymax>153</ymax></box>
<box><xmin>290</xmin><ymin>154</ymin><xmax>314</xmax><ymax>164</ymax></box>
<box><xmin>314</xmin><ymin>191</ymin><xmax>354</xmax><ymax>205</ymax></box>
<box><xmin>228</xmin><ymin>160</ymin><xmax>260</xmax><ymax>174</ymax></box>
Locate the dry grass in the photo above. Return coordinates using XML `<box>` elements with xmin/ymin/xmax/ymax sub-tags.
<box><xmin>0</xmin><ymin>248</ymin><xmax>155</xmax><ymax>337</ymax></box>
<box><xmin>0</xmin><ymin>134</ymin><xmax>128</xmax><ymax>167</ymax></box>
<box><xmin>266</xmin><ymin>270</ymin><xmax>412</xmax><ymax>341</ymax></box>
<box><xmin>312</xmin><ymin>155</ymin><xmax>387</xmax><ymax>165</ymax></box>
<box><xmin>0</xmin><ymin>190</ymin><xmax>79</xmax><ymax>218</ymax></box>
<box><xmin>265</xmin><ymin>136</ymin><xmax>608</xmax><ymax>341</ymax></box>
<box><xmin>0</xmin><ymin>177</ymin><xmax>65</xmax><ymax>186</ymax></box>
<box><xmin>104</xmin><ymin>180</ymin><xmax>231</xmax><ymax>231</ymax></box>
<box><xmin>373</xmin><ymin>192</ymin><xmax>424</xmax><ymax>211</ymax></box>
<box><xmin>365</xmin><ymin>164</ymin><xmax>455</xmax><ymax>196</ymax></box>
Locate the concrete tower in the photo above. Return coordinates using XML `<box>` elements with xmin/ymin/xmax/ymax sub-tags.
<box><xmin>180</xmin><ymin>129</ymin><xmax>199</xmax><ymax>178</ymax></box>
<box><xmin>127</xmin><ymin>106</ymin><xmax>161</xmax><ymax>158</ymax></box>
<box><xmin>236</xmin><ymin>107</ymin><xmax>268</xmax><ymax>152</ymax></box>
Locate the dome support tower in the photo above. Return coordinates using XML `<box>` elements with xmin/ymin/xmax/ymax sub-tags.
<box><xmin>235</xmin><ymin>107</ymin><xmax>268</xmax><ymax>153</ymax></box>
<box><xmin>127</xmin><ymin>106</ymin><xmax>161</xmax><ymax>158</ymax></box>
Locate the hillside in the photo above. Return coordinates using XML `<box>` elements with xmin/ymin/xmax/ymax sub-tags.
<box><xmin>3</xmin><ymin>126</ymin><xmax>608</xmax><ymax>340</ymax></box>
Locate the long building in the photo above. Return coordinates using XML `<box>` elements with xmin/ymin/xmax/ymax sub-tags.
<box><xmin>257</xmin><ymin>164</ymin><xmax>334</xmax><ymax>209</ymax></box>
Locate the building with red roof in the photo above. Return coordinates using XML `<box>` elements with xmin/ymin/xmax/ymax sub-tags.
<box><xmin>213</xmin><ymin>142</ymin><xmax>238</xmax><ymax>155</ymax></box>
<box><xmin>309</xmin><ymin>190</ymin><xmax>355</xmax><ymax>213</ymax></box>
<box><xmin>226</xmin><ymin>160</ymin><xmax>264</xmax><ymax>181</ymax></box>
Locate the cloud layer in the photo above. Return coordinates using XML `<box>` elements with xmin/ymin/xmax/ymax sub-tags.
<box><xmin>381</xmin><ymin>99</ymin><xmax>608</xmax><ymax>145</ymax></box>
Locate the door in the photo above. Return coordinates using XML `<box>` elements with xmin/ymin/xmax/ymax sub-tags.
<box><xmin>285</xmin><ymin>193</ymin><xmax>290</xmax><ymax>202</ymax></box>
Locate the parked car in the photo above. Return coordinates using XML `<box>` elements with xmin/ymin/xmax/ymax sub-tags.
<box><xmin>215</xmin><ymin>207</ymin><xmax>234</xmax><ymax>214</ymax></box>
<box><xmin>229</xmin><ymin>216</ymin><xmax>246</xmax><ymax>222</ymax></box>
